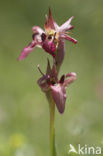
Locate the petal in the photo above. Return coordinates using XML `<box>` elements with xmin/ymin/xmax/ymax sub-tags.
<box><xmin>18</xmin><ymin>27</ymin><xmax>45</xmax><ymax>61</ymax></box>
<box><xmin>32</xmin><ymin>26</ymin><xmax>45</xmax><ymax>43</ymax></box>
<box><xmin>55</xmin><ymin>39</ymin><xmax>65</xmax><ymax>65</ymax></box>
<box><xmin>50</xmin><ymin>84</ymin><xmax>66</xmax><ymax>114</ymax></box>
<box><xmin>64</xmin><ymin>72</ymin><xmax>77</xmax><ymax>87</ymax></box>
<box><xmin>54</xmin><ymin>21</ymin><xmax>60</xmax><ymax>31</ymax></box>
<box><xmin>60</xmin><ymin>16</ymin><xmax>74</xmax><ymax>32</ymax></box>
<box><xmin>18</xmin><ymin>41</ymin><xmax>37</xmax><ymax>61</ymax></box>
<box><xmin>44</xmin><ymin>8</ymin><xmax>55</xmax><ymax>30</ymax></box>
<box><xmin>61</xmin><ymin>34</ymin><xmax>77</xmax><ymax>44</ymax></box>
<box><xmin>59</xmin><ymin>75</ymin><xmax>65</xmax><ymax>84</ymax></box>
<box><xmin>50</xmin><ymin>63</ymin><xmax>58</xmax><ymax>82</ymax></box>
<box><xmin>32</xmin><ymin>26</ymin><xmax>44</xmax><ymax>34</ymax></box>
<box><xmin>46</xmin><ymin>59</ymin><xmax>51</xmax><ymax>75</ymax></box>
<box><xmin>37</xmin><ymin>75</ymin><xmax>50</xmax><ymax>92</ymax></box>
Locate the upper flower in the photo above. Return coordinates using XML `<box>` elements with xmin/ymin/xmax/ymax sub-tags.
<box><xmin>18</xmin><ymin>8</ymin><xmax>77</xmax><ymax>63</ymax></box>
<box><xmin>37</xmin><ymin>60</ymin><xmax>77</xmax><ymax>114</ymax></box>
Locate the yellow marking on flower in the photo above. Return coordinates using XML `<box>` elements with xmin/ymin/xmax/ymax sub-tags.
<box><xmin>46</xmin><ymin>29</ymin><xmax>55</xmax><ymax>35</ymax></box>
<box><xmin>54</xmin><ymin>33</ymin><xmax>59</xmax><ymax>42</ymax></box>
<box><xmin>45</xmin><ymin>29</ymin><xmax>59</xmax><ymax>44</ymax></box>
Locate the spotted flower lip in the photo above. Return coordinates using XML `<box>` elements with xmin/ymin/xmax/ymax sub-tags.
<box><xmin>38</xmin><ymin>60</ymin><xmax>77</xmax><ymax>114</ymax></box>
<box><xmin>18</xmin><ymin>8</ymin><xmax>77</xmax><ymax>61</ymax></box>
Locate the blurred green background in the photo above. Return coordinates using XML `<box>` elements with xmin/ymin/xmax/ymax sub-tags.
<box><xmin>0</xmin><ymin>0</ymin><xmax>103</xmax><ymax>155</ymax></box>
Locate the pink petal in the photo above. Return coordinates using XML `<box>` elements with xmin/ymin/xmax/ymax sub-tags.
<box><xmin>18</xmin><ymin>41</ymin><xmax>36</xmax><ymax>61</ymax></box>
<box><xmin>37</xmin><ymin>75</ymin><xmax>50</xmax><ymax>92</ymax></box>
<box><xmin>44</xmin><ymin>8</ymin><xmax>55</xmax><ymax>30</ymax></box>
<box><xmin>54</xmin><ymin>21</ymin><xmax>60</xmax><ymax>31</ymax></box>
<box><xmin>59</xmin><ymin>75</ymin><xmax>65</xmax><ymax>84</ymax></box>
<box><xmin>32</xmin><ymin>26</ymin><xmax>44</xmax><ymax>34</ymax></box>
<box><xmin>50</xmin><ymin>63</ymin><xmax>58</xmax><ymax>82</ymax></box>
<box><xmin>55</xmin><ymin>39</ymin><xmax>65</xmax><ymax>65</ymax></box>
<box><xmin>51</xmin><ymin>84</ymin><xmax>66</xmax><ymax>114</ymax></box>
<box><xmin>18</xmin><ymin>26</ymin><xmax>44</xmax><ymax>61</ymax></box>
<box><xmin>64</xmin><ymin>72</ymin><xmax>77</xmax><ymax>87</ymax></box>
<box><xmin>60</xmin><ymin>16</ymin><xmax>74</xmax><ymax>32</ymax></box>
<box><xmin>46</xmin><ymin>59</ymin><xmax>51</xmax><ymax>75</ymax></box>
<box><xmin>62</xmin><ymin>34</ymin><xmax>77</xmax><ymax>44</ymax></box>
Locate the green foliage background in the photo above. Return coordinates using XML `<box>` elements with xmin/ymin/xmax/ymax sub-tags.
<box><xmin>0</xmin><ymin>0</ymin><xmax>103</xmax><ymax>155</ymax></box>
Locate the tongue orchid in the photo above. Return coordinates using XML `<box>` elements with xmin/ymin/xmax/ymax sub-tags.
<box><xmin>18</xmin><ymin>8</ymin><xmax>77</xmax><ymax>63</ymax></box>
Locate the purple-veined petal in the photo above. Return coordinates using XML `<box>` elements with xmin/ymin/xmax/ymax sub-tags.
<box><xmin>55</xmin><ymin>39</ymin><xmax>65</xmax><ymax>65</ymax></box>
<box><xmin>54</xmin><ymin>21</ymin><xmax>60</xmax><ymax>31</ymax></box>
<box><xmin>46</xmin><ymin>59</ymin><xmax>51</xmax><ymax>75</ymax></box>
<box><xmin>37</xmin><ymin>74</ymin><xmax>50</xmax><ymax>92</ymax></box>
<box><xmin>66</xmin><ymin>72</ymin><xmax>77</xmax><ymax>78</ymax></box>
<box><xmin>50</xmin><ymin>84</ymin><xmax>66</xmax><ymax>114</ymax></box>
<box><xmin>50</xmin><ymin>62</ymin><xmax>58</xmax><ymax>82</ymax></box>
<box><xmin>64</xmin><ymin>72</ymin><xmax>77</xmax><ymax>87</ymax></box>
<box><xmin>44</xmin><ymin>8</ymin><xmax>55</xmax><ymax>30</ymax></box>
<box><xmin>32</xmin><ymin>26</ymin><xmax>44</xmax><ymax>34</ymax></box>
<box><xmin>32</xmin><ymin>26</ymin><xmax>45</xmax><ymax>43</ymax></box>
<box><xmin>18</xmin><ymin>41</ymin><xmax>37</xmax><ymax>61</ymax></box>
<box><xmin>59</xmin><ymin>75</ymin><xmax>65</xmax><ymax>84</ymax></box>
<box><xmin>18</xmin><ymin>26</ymin><xmax>45</xmax><ymax>61</ymax></box>
<box><xmin>18</xmin><ymin>26</ymin><xmax>44</xmax><ymax>61</ymax></box>
<box><xmin>61</xmin><ymin>34</ymin><xmax>77</xmax><ymax>44</ymax></box>
<box><xmin>60</xmin><ymin>16</ymin><xmax>74</xmax><ymax>32</ymax></box>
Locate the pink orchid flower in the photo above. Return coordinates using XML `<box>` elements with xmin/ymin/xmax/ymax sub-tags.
<box><xmin>37</xmin><ymin>60</ymin><xmax>76</xmax><ymax>114</ymax></box>
<box><xmin>18</xmin><ymin>9</ymin><xmax>77</xmax><ymax>63</ymax></box>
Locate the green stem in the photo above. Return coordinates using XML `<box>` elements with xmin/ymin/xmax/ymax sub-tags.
<box><xmin>46</xmin><ymin>57</ymin><xmax>61</xmax><ymax>156</ymax></box>
<box><xmin>49</xmin><ymin>97</ymin><xmax>56</xmax><ymax>156</ymax></box>
<box><xmin>46</xmin><ymin>91</ymin><xmax>57</xmax><ymax>156</ymax></box>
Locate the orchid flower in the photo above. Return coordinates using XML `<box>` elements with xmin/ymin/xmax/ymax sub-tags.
<box><xmin>18</xmin><ymin>8</ymin><xmax>77</xmax><ymax>65</ymax></box>
<box><xmin>18</xmin><ymin>9</ymin><xmax>77</xmax><ymax>156</ymax></box>
<box><xmin>38</xmin><ymin>60</ymin><xmax>76</xmax><ymax>114</ymax></box>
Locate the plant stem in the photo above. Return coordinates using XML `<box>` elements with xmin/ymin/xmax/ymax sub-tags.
<box><xmin>46</xmin><ymin>91</ymin><xmax>57</xmax><ymax>156</ymax></box>
<box><xmin>49</xmin><ymin>97</ymin><xmax>56</xmax><ymax>156</ymax></box>
<box><xmin>46</xmin><ymin>57</ymin><xmax>61</xmax><ymax>156</ymax></box>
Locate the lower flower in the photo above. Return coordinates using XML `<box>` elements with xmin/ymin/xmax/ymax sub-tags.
<box><xmin>37</xmin><ymin>60</ymin><xmax>77</xmax><ymax>114</ymax></box>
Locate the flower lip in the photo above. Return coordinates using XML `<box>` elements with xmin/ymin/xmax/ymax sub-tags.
<box><xmin>42</xmin><ymin>40</ymin><xmax>56</xmax><ymax>57</ymax></box>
